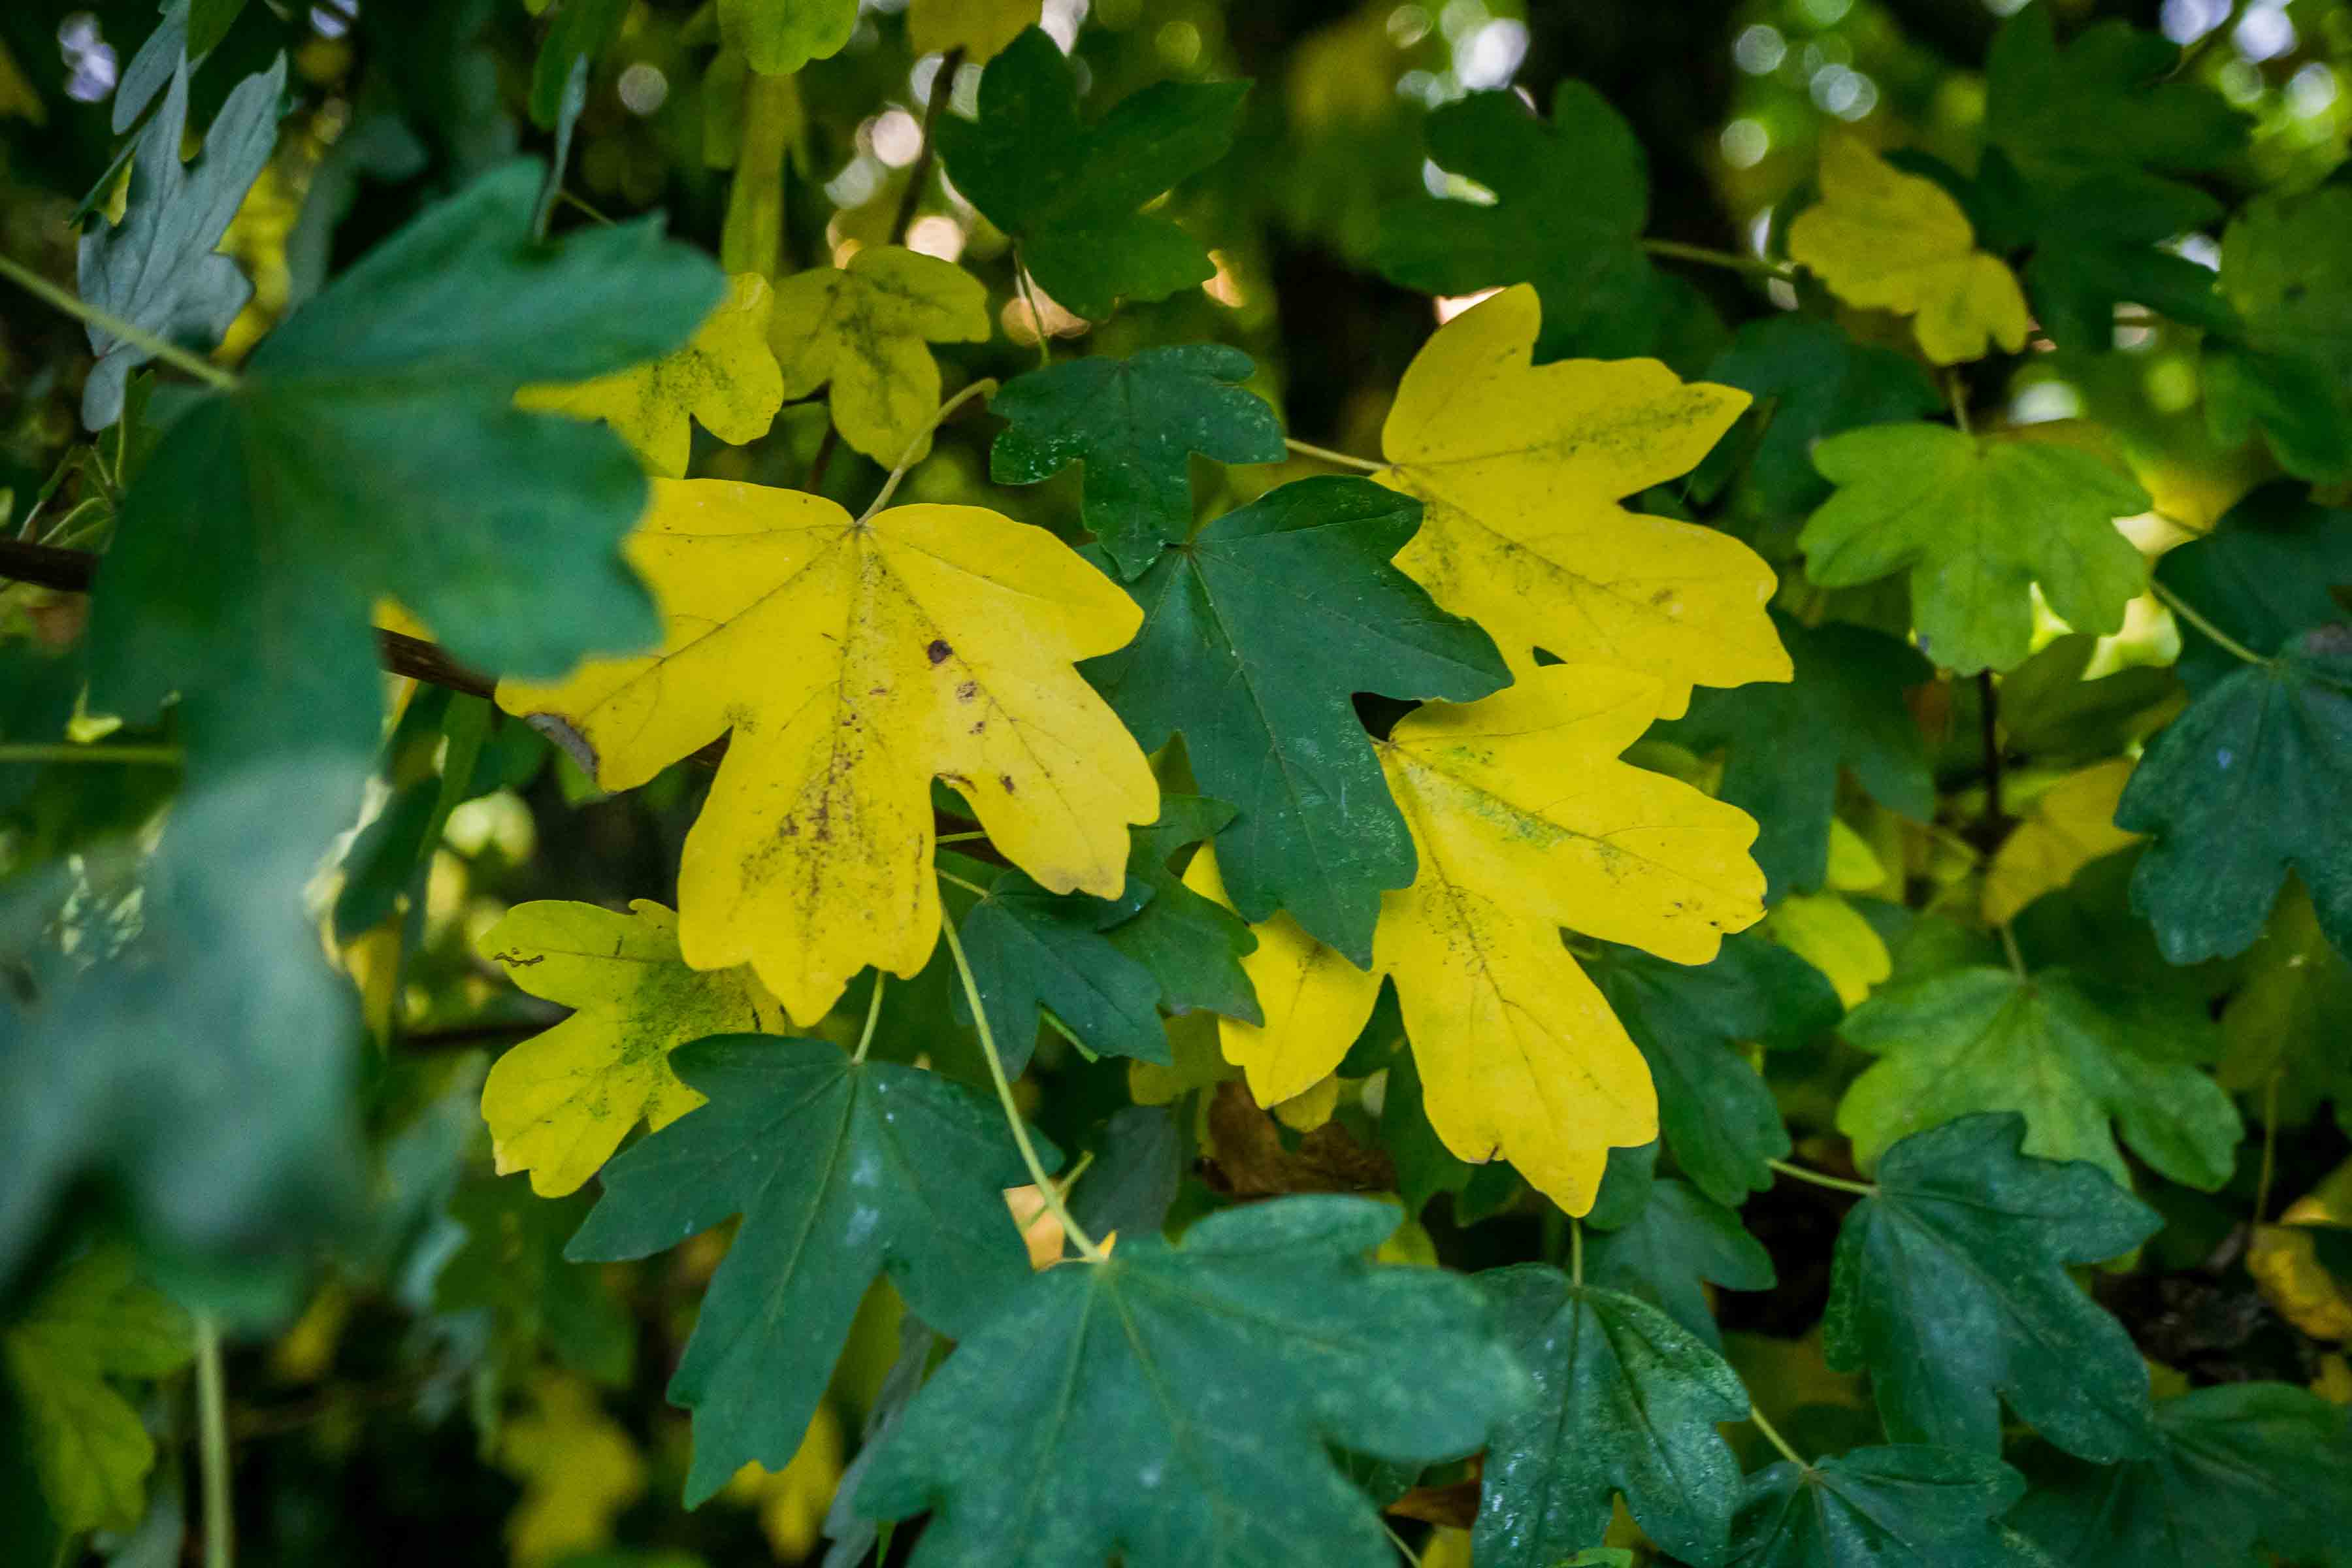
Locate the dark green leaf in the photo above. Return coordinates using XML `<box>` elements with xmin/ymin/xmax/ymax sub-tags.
<box><xmin>1984</xmin><ymin>9</ymin><xmax>2246</xmax><ymax>192</ymax></box>
<box><xmin>1995</xmin><ymin>634</ymin><xmax>2178</xmax><ymax>764</ymax></box>
<box><xmin>990</xmin><ymin>346</ymin><xmax>1286</xmax><ymax>578</ymax></box>
<box><xmin>2010</xmin><ymin>1382</ymin><xmax>2352</xmax><ymax>1568</ymax></box>
<box><xmin>435</xmin><ymin>1179</ymin><xmax>633</xmax><ymax>1387</ymax></box>
<box><xmin>1728</xmin><ymin>1446</ymin><xmax>2048</xmax><ymax>1568</ymax></box>
<box><xmin>1825</xmin><ymin>1114</ymin><xmax>2159</xmax><ymax>1462</ymax></box>
<box><xmin>1584</xmin><ymin>1142</ymin><xmax>1659</xmax><ymax>1233</ymax></box>
<box><xmin>958</xmin><ymin>867</ymin><xmax>1168</xmax><ymax>1074</ymax></box>
<box><xmin>2206</xmin><ymin>187</ymin><xmax>2352</xmax><ymax>483</ymax></box>
<box><xmin>566</xmin><ymin>1036</ymin><xmax>1039</xmax><ymax>1504</ymax></box>
<box><xmin>1658</xmin><ymin>617</ymin><xmax>1934</xmax><ymax>900</ymax></box>
<box><xmin>330</xmin><ymin>780</ymin><xmax>437</xmax><ymax>941</ymax></box>
<box><xmin>2014</xmin><ymin>169</ymin><xmax>2229</xmax><ymax>350</ymax></box>
<box><xmin>1583</xmin><ymin>1180</ymin><xmax>1774</xmax><ymax>1352</ymax></box>
<box><xmin>1588</xmin><ymin>933</ymin><xmax>1839</xmax><ymax>1207</ymax></box>
<box><xmin>2117</xmin><ymin>628</ymin><xmax>2352</xmax><ymax>964</ymax></box>
<box><xmin>937</xmin><ymin>28</ymin><xmax>1247</xmax><ymax>319</ymax></box>
<box><xmin>2153</xmin><ymin>482</ymin><xmax>2352</xmax><ymax>691</ymax></box>
<box><xmin>78</xmin><ymin>57</ymin><xmax>284</xmax><ymax>429</ymax></box>
<box><xmin>1098</xmin><ymin>796</ymin><xmax>1261</xmax><ymax>1024</ymax></box>
<box><xmin>1066</xmin><ymin>1105</ymin><xmax>1183</xmax><ymax>1245</ymax></box>
<box><xmin>1083</xmin><ymin>476</ymin><xmax>1506</xmax><ymax>962</ymax></box>
<box><xmin>529</xmin><ymin>0</ymin><xmax>630</xmax><ymax>131</ymax></box>
<box><xmin>1475</xmin><ymin>1267</ymin><xmax>1749</xmax><ymax>1568</ymax></box>
<box><xmin>89</xmin><ymin>160</ymin><xmax>721</xmax><ymax>769</ymax></box>
<box><xmin>856</xmin><ymin>1196</ymin><xmax>1530</xmax><ymax>1568</ymax></box>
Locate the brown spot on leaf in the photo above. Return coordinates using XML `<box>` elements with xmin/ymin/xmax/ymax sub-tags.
<box><xmin>999</xmin><ymin>774</ymin><xmax>1017</xmax><ymax>794</ymax></box>
<box><xmin>956</xmin><ymin>680</ymin><xmax>977</xmax><ymax>700</ymax></box>
<box><xmin>926</xmin><ymin>638</ymin><xmax>953</xmax><ymax>664</ymax></box>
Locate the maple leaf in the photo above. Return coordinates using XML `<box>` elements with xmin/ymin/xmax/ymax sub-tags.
<box><xmin>77</xmin><ymin>57</ymin><xmax>283</xmax><ymax>429</ymax></box>
<box><xmin>566</xmin><ymin>1036</ymin><xmax>1041</xmax><ymax>1504</ymax></box>
<box><xmin>768</xmin><ymin>247</ymin><xmax>990</xmax><ymax>465</ymax></box>
<box><xmin>1765</xmin><ymin>890</ymin><xmax>1890</xmax><ymax>1009</ymax></box>
<box><xmin>1085</xmin><ymin>475</ymin><xmax>1507</xmax><ymax>962</ymax></box>
<box><xmin>1995</xmin><ymin>632</ymin><xmax>2180</xmax><ymax>764</ymax></box>
<box><xmin>855</xmin><ymin>1196</ymin><xmax>1529</xmax><ymax>1568</ymax></box>
<box><xmin>1659</xmin><ymin>616</ymin><xmax>1935</xmax><ymax>900</ymax></box>
<box><xmin>988</xmin><ymin>344</ymin><xmax>1286</xmax><ymax>578</ymax></box>
<box><xmin>1</xmin><ymin>1249</ymin><xmax>190</xmax><ymax>1535</ymax></box>
<box><xmin>435</xmin><ymin>1181</ymin><xmax>635</xmax><ymax>1387</ymax></box>
<box><xmin>1984</xmin><ymin>8</ymin><xmax>2246</xmax><ymax>197</ymax></box>
<box><xmin>1728</xmin><ymin>1446</ymin><xmax>2048</xmax><ymax>1568</ymax></box>
<box><xmin>1799</xmin><ymin>424</ymin><xmax>2151</xmax><ymax>676</ymax></box>
<box><xmin>1098</xmin><ymin>796</ymin><xmax>1261</xmax><ymax>1025</ymax></box>
<box><xmin>718</xmin><ymin>0</ymin><xmax>855</xmax><ymax>74</ymax></box>
<box><xmin>1586</xmin><ymin>933</ymin><xmax>1841</xmax><ymax>1207</ymax></box>
<box><xmin>1373</xmin><ymin>84</ymin><xmax>1712</xmax><ymax>363</ymax></box>
<box><xmin>2218</xmin><ymin>885</ymin><xmax>2352</xmax><ymax>1132</ymax></box>
<box><xmin>955</xmin><ymin>866</ymin><xmax>1167</xmax><ymax>1073</ymax></box>
<box><xmin>936</xmin><ymin>27</ymin><xmax>1247</xmax><ymax>319</ymax></box>
<box><xmin>909</xmin><ymin>0</ymin><xmax>1043</xmax><ymax>61</ymax></box>
<box><xmin>497</xmin><ymin>1373</ymin><xmax>645</xmax><ymax>1566</ymax></box>
<box><xmin>496</xmin><ymin>481</ymin><xmax>1159</xmax><ymax>1024</ymax></box>
<box><xmin>89</xmin><ymin>159</ymin><xmax>724</xmax><ymax>768</ymax></box>
<box><xmin>1835</xmin><ymin>964</ymin><xmax>2242</xmax><ymax>1191</ymax></box>
<box><xmin>2155</xmin><ymin>483</ymin><xmax>2352</xmax><ymax>689</ymax></box>
<box><xmin>1474</xmin><ymin>1266</ymin><xmax>1751</xmax><ymax>1568</ymax></box>
<box><xmin>1788</xmin><ymin>136</ymin><xmax>2030</xmax><ymax>367</ymax></box>
<box><xmin>2010</xmin><ymin>1382</ymin><xmax>2352</xmax><ymax>1568</ymax></box>
<box><xmin>1375</xmin><ymin>285</ymin><xmax>1788</xmax><ymax>715</ymax></box>
<box><xmin>1194</xmin><ymin>664</ymin><xmax>1767</xmax><ymax>1215</ymax></box>
<box><xmin>517</xmin><ymin>272</ymin><xmax>784</xmax><ymax>478</ymax></box>
<box><xmin>1982</xmin><ymin>759</ymin><xmax>2141</xmax><ymax>925</ymax></box>
<box><xmin>2204</xmin><ymin>188</ymin><xmax>2352</xmax><ymax>482</ymax></box>
<box><xmin>1583</xmin><ymin>1180</ymin><xmax>1776</xmax><ymax>1351</ymax></box>
<box><xmin>474</xmin><ymin>899</ymin><xmax>786</xmax><ymax>1198</ymax></box>
<box><xmin>1826</xmin><ymin>1114</ymin><xmax>2161</xmax><ymax>1462</ymax></box>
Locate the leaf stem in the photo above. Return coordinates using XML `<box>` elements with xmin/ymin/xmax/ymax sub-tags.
<box><xmin>858</xmin><ymin>378</ymin><xmax>999</xmax><ymax>523</ymax></box>
<box><xmin>853</xmin><ymin>972</ymin><xmax>887</xmax><ymax>1064</ymax></box>
<box><xmin>935</xmin><ymin>830</ymin><xmax>991</xmax><ymax>844</ymax></box>
<box><xmin>1746</xmin><ymin>1402</ymin><xmax>1810</xmax><ymax>1470</ymax></box>
<box><xmin>2255</xmin><ymin>1069</ymin><xmax>2280</xmax><ymax>1224</ymax></box>
<box><xmin>0</xmin><ymin>253</ymin><xmax>240</xmax><ymax>393</ymax></box>
<box><xmin>1642</xmin><ymin>237</ymin><xmax>1795</xmax><ymax>282</ymax></box>
<box><xmin>195</xmin><ymin>1315</ymin><xmax>235</xmax><ymax>1568</ymax></box>
<box><xmin>1283</xmin><ymin>437</ymin><xmax>1384</xmax><ymax>473</ymax></box>
<box><xmin>2150</xmin><ymin>578</ymin><xmax>2272</xmax><ymax>668</ymax></box>
<box><xmin>1381</xmin><ymin>1520</ymin><xmax>1424</xmax><ymax>1568</ymax></box>
<box><xmin>0</xmin><ymin>742</ymin><xmax>182</xmax><ymax>766</ymax></box>
<box><xmin>1999</xmin><ymin>921</ymin><xmax>2028</xmax><ymax>982</ymax></box>
<box><xmin>1013</xmin><ymin>257</ymin><xmax>1052</xmax><ymax>370</ymax></box>
<box><xmin>1569</xmin><ymin>1216</ymin><xmax>1584</xmax><ymax>1288</ymax></box>
<box><xmin>939</xmin><ymin>914</ymin><xmax>1107</xmax><ymax>1263</ymax></box>
<box><xmin>1946</xmin><ymin>368</ymin><xmax>1973</xmax><ymax>436</ymax></box>
<box><xmin>1767</xmin><ymin>1158</ymin><xmax>1876</xmax><ymax>1198</ymax></box>
<box><xmin>936</xmin><ymin>866</ymin><xmax>992</xmax><ymax>899</ymax></box>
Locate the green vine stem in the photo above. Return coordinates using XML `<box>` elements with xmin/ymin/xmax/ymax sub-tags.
<box><xmin>1641</xmin><ymin>236</ymin><xmax>1795</xmax><ymax>282</ymax></box>
<box><xmin>0</xmin><ymin>742</ymin><xmax>182</xmax><ymax>766</ymax></box>
<box><xmin>2151</xmin><ymin>577</ymin><xmax>2272</xmax><ymax>668</ymax></box>
<box><xmin>195</xmin><ymin>1315</ymin><xmax>234</xmax><ymax>1568</ymax></box>
<box><xmin>1746</xmin><ymin>1402</ymin><xmax>1810</xmax><ymax>1470</ymax></box>
<box><xmin>0</xmin><ymin>252</ymin><xmax>240</xmax><ymax>393</ymax></box>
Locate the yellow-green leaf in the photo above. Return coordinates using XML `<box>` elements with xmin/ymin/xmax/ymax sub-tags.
<box><xmin>909</xmin><ymin>0</ymin><xmax>1041</xmax><ymax>61</ymax></box>
<box><xmin>1376</xmin><ymin>284</ymin><xmax>1788</xmax><ymax>717</ymax></box>
<box><xmin>719</xmin><ymin>0</ymin><xmax>856</xmax><ymax>76</ymax></box>
<box><xmin>770</xmin><ymin>247</ymin><xmax>991</xmax><ymax>464</ymax></box>
<box><xmin>476</xmin><ymin>898</ymin><xmax>787</xmax><ymax>1197</ymax></box>
<box><xmin>516</xmin><ymin>272</ymin><xmax>784</xmax><ymax>478</ymax></box>
<box><xmin>1196</xmin><ymin>665</ymin><xmax>1767</xmax><ymax>1214</ymax></box>
<box><xmin>1788</xmin><ymin>135</ymin><xmax>2031</xmax><ymax>366</ymax></box>
<box><xmin>497</xmin><ymin>482</ymin><xmax>1158</xmax><ymax>1023</ymax></box>
<box><xmin>1982</xmin><ymin>759</ymin><xmax>2142</xmax><ymax>925</ymax></box>
<box><xmin>498</xmin><ymin>1373</ymin><xmax>645</xmax><ymax>1568</ymax></box>
<box><xmin>1765</xmin><ymin>892</ymin><xmax>1890</xmax><ymax>1009</ymax></box>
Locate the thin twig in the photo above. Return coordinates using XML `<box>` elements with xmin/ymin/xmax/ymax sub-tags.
<box><xmin>1767</xmin><ymin>1158</ymin><xmax>1876</xmax><ymax>1198</ymax></box>
<box><xmin>1977</xmin><ymin>668</ymin><xmax>2004</xmax><ymax>834</ymax></box>
<box><xmin>0</xmin><ymin>742</ymin><xmax>180</xmax><ymax>766</ymax></box>
<box><xmin>2254</xmin><ymin>1070</ymin><xmax>2280</xmax><ymax>1224</ymax></box>
<box><xmin>195</xmin><ymin>1316</ymin><xmax>235</xmax><ymax>1568</ymax></box>
<box><xmin>887</xmin><ymin>47</ymin><xmax>964</xmax><ymax>246</ymax></box>
<box><xmin>1284</xmin><ymin>437</ymin><xmax>1384</xmax><ymax>473</ymax></box>
<box><xmin>0</xmin><ymin>253</ymin><xmax>240</xmax><ymax>393</ymax></box>
<box><xmin>1642</xmin><ymin>236</ymin><xmax>1795</xmax><ymax>282</ymax></box>
<box><xmin>939</xmin><ymin>914</ymin><xmax>1107</xmax><ymax>1263</ymax></box>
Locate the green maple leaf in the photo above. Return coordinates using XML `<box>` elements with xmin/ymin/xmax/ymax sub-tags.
<box><xmin>565</xmin><ymin>1036</ymin><xmax>1040</xmax><ymax>1505</ymax></box>
<box><xmin>1658</xmin><ymin>617</ymin><xmax>1935</xmax><ymax>900</ymax></box>
<box><xmin>88</xmin><ymin>159</ymin><xmax>722</xmax><ymax>768</ymax></box>
<box><xmin>1587</xmin><ymin>934</ymin><xmax>1839</xmax><ymax>1207</ymax></box>
<box><xmin>855</xmin><ymin>1195</ymin><xmax>1529</xmax><ymax>1568</ymax></box>
<box><xmin>717</xmin><ymin>0</ymin><xmax>856</xmax><ymax>75</ymax></box>
<box><xmin>1473</xmin><ymin>1266</ymin><xmax>1750</xmax><ymax>1568</ymax></box>
<box><xmin>1</xmin><ymin>1249</ymin><xmax>190</xmax><ymax>1535</ymax></box>
<box><xmin>958</xmin><ymin>868</ymin><xmax>1168</xmax><ymax>1074</ymax></box>
<box><xmin>2204</xmin><ymin>187</ymin><xmax>2352</xmax><ymax>483</ymax></box>
<box><xmin>1984</xmin><ymin>7</ymin><xmax>2246</xmax><ymax>195</ymax></box>
<box><xmin>1083</xmin><ymin>475</ymin><xmax>1507</xmax><ymax>964</ymax></box>
<box><xmin>989</xmin><ymin>346</ymin><xmax>1287</xmax><ymax>578</ymax></box>
<box><xmin>1825</xmin><ymin>1114</ymin><xmax>2160</xmax><ymax>1462</ymax></box>
<box><xmin>77</xmin><ymin>57</ymin><xmax>283</xmax><ymax>430</ymax></box>
<box><xmin>1836</xmin><ymin>966</ymin><xmax>2242</xmax><ymax>1190</ymax></box>
<box><xmin>1801</xmin><ymin>425</ymin><xmax>2150</xmax><ymax>676</ymax></box>
<box><xmin>2153</xmin><ymin>483</ymin><xmax>2352</xmax><ymax>689</ymax></box>
<box><xmin>1694</xmin><ymin>316</ymin><xmax>1940</xmax><ymax>524</ymax></box>
<box><xmin>434</xmin><ymin>1180</ymin><xmax>634</xmax><ymax>1388</ymax></box>
<box><xmin>2006</xmin><ymin>165</ymin><xmax>2229</xmax><ymax>350</ymax></box>
<box><xmin>937</xmin><ymin>27</ymin><xmax>1247</xmax><ymax>319</ymax></box>
<box><xmin>2010</xmin><ymin>1382</ymin><xmax>2352</xmax><ymax>1568</ymax></box>
<box><xmin>1993</xmin><ymin>633</ymin><xmax>2179</xmax><ymax>766</ymax></box>
<box><xmin>1100</xmin><ymin>795</ymin><xmax>1261</xmax><ymax>1024</ymax></box>
<box><xmin>1728</xmin><ymin>1446</ymin><xmax>2050</xmax><ymax>1568</ymax></box>
<box><xmin>2119</xmin><ymin>628</ymin><xmax>2352</xmax><ymax>965</ymax></box>
<box><xmin>1582</xmin><ymin>1179</ymin><xmax>1775</xmax><ymax>1352</ymax></box>
<box><xmin>1373</xmin><ymin>85</ymin><xmax>1716</xmax><ymax>364</ymax></box>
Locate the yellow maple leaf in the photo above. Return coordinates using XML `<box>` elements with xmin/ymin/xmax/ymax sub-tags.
<box><xmin>1765</xmin><ymin>891</ymin><xmax>1889</xmax><ymax>1009</ymax></box>
<box><xmin>1788</xmin><ymin>135</ymin><xmax>2031</xmax><ymax>367</ymax></box>
<box><xmin>475</xmin><ymin>898</ymin><xmax>786</xmax><ymax>1197</ymax></box>
<box><xmin>498</xmin><ymin>1374</ymin><xmax>644</xmax><ymax>1568</ymax></box>
<box><xmin>1375</xmin><ymin>284</ymin><xmax>1789</xmax><ymax>718</ymax></box>
<box><xmin>497</xmin><ymin>482</ymin><xmax>1158</xmax><ymax>1023</ymax></box>
<box><xmin>1191</xmin><ymin>665</ymin><xmax>1766</xmax><ymax>1214</ymax></box>
<box><xmin>770</xmin><ymin>246</ymin><xmax>991</xmax><ymax>464</ymax></box>
<box><xmin>724</xmin><ymin>1403</ymin><xmax>847</xmax><ymax>1560</ymax></box>
<box><xmin>517</xmin><ymin>272</ymin><xmax>784</xmax><ymax>478</ymax></box>
<box><xmin>1980</xmin><ymin>758</ymin><xmax>2143</xmax><ymax>925</ymax></box>
<box><xmin>908</xmin><ymin>0</ymin><xmax>1041</xmax><ymax>61</ymax></box>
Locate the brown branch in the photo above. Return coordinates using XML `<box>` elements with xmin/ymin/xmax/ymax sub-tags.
<box><xmin>0</xmin><ymin>537</ymin><xmax>95</xmax><ymax>593</ymax></box>
<box><xmin>887</xmin><ymin>47</ymin><xmax>965</xmax><ymax>249</ymax></box>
